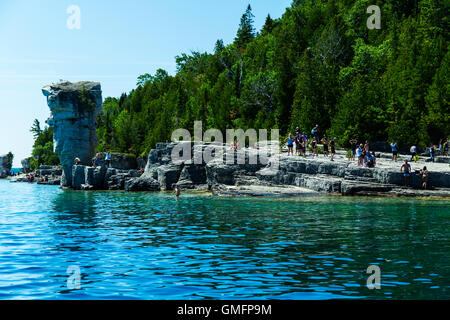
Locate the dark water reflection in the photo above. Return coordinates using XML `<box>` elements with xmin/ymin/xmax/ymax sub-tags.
<box><xmin>0</xmin><ymin>180</ymin><xmax>448</xmax><ymax>299</ymax></box>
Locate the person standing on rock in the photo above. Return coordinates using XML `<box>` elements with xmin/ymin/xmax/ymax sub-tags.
<box><xmin>312</xmin><ymin>125</ymin><xmax>319</xmax><ymax>140</ymax></box>
<box><xmin>294</xmin><ymin>133</ymin><xmax>302</xmax><ymax>156</ymax></box>
<box><xmin>390</xmin><ymin>140</ymin><xmax>398</xmax><ymax>162</ymax></box>
<box><xmin>105</xmin><ymin>151</ymin><xmax>112</xmax><ymax>168</ymax></box>
<box><xmin>330</xmin><ymin>138</ymin><xmax>336</xmax><ymax>161</ymax></box>
<box><xmin>321</xmin><ymin>136</ymin><xmax>329</xmax><ymax>157</ymax></box>
<box><xmin>356</xmin><ymin>144</ymin><xmax>363</xmax><ymax>166</ymax></box>
<box><xmin>400</xmin><ymin>160</ymin><xmax>412</xmax><ymax>187</ymax></box>
<box><xmin>420</xmin><ymin>166</ymin><xmax>430</xmax><ymax>189</ymax></box>
<box><xmin>429</xmin><ymin>144</ymin><xmax>435</xmax><ymax>162</ymax></box>
<box><xmin>364</xmin><ymin>141</ymin><xmax>370</xmax><ymax>153</ymax></box>
<box><xmin>410</xmin><ymin>145</ymin><xmax>417</xmax><ymax>161</ymax></box>
<box><xmin>349</xmin><ymin>139</ymin><xmax>358</xmax><ymax>161</ymax></box>
<box><xmin>285</xmin><ymin>134</ymin><xmax>294</xmax><ymax>156</ymax></box>
<box><xmin>443</xmin><ymin>139</ymin><xmax>449</xmax><ymax>156</ymax></box>
<box><xmin>311</xmin><ymin>138</ymin><xmax>319</xmax><ymax>158</ymax></box>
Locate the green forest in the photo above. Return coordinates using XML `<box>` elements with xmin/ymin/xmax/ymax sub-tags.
<box><xmin>32</xmin><ymin>0</ymin><xmax>449</xmax><ymax>166</ymax></box>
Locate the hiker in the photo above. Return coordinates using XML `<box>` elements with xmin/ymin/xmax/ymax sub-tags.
<box><xmin>443</xmin><ymin>140</ymin><xmax>448</xmax><ymax>156</ymax></box>
<box><xmin>420</xmin><ymin>166</ymin><xmax>429</xmax><ymax>189</ymax></box>
<box><xmin>400</xmin><ymin>160</ymin><xmax>412</xmax><ymax>187</ymax></box>
<box><xmin>390</xmin><ymin>140</ymin><xmax>398</xmax><ymax>162</ymax></box>
<box><xmin>105</xmin><ymin>151</ymin><xmax>112</xmax><ymax>168</ymax></box>
<box><xmin>285</xmin><ymin>134</ymin><xmax>294</xmax><ymax>156</ymax></box>
<box><xmin>410</xmin><ymin>145</ymin><xmax>417</xmax><ymax>161</ymax></box>
<box><xmin>349</xmin><ymin>139</ymin><xmax>358</xmax><ymax>161</ymax></box>
<box><xmin>330</xmin><ymin>138</ymin><xmax>336</xmax><ymax>161</ymax></box>
<box><xmin>295</xmin><ymin>127</ymin><xmax>300</xmax><ymax>136</ymax></box>
<box><xmin>439</xmin><ymin>140</ymin><xmax>443</xmax><ymax>156</ymax></box>
<box><xmin>322</xmin><ymin>136</ymin><xmax>329</xmax><ymax>157</ymax></box>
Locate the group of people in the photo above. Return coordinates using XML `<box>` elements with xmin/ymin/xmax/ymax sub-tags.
<box><xmin>350</xmin><ymin>140</ymin><xmax>377</xmax><ymax>168</ymax></box>
<box><xmin>400</xmin><ymin>160</ymin><xmax>430</xmax><ymax>189</ymax></box>
<box><xmin>285</xmin><ymin>125</ymin><xmax>336</xmax><ymax>161</ymax></box>
<box><xmin>390</xmin><ymin>139</ymin><xmax>449</xmax><ymax>163</ymax></box>
<box><xmin>74</xmin><ymin>151</ymin><xmax>113</xmax><ymax>168</ymax></box>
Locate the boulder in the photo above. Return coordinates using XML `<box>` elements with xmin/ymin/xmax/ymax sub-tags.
<box><xmin>42</xmin><ymin>81</ymin><xmax>102</xmax><ymax>187</ymax></box>
<box><xmin>36</xmin><ymin>165</ymin><xmax>62</xmax><ymax>177</ymax></box>
<box><xmin>72</xmin><ymin>165</ymin><xmax>86</xmax><ymax>189</ymax></box>
<box><xmin>21</xmin><ymin>158</ymin><xmax>32</xmax><ymax>173</ymax></box>
<box><xmin>125</xmin><ymin>176</ymin><xmax>160</xmax><ymax>191</ymax></box>
<box><xmin>157</xmin><ymin>164</ymin><xmax>182</xmax><ymax>190</ymax></box>
<box><xmin>0</xmin><ymin>154</ymin><xmax>12</xmax><ymax>177</ymax></box>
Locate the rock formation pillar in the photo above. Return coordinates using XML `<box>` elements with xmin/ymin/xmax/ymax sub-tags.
<box><xmin>42</xmin><ymin>81</ymin><xmax>102</xmax><ymax>187</ymax></box>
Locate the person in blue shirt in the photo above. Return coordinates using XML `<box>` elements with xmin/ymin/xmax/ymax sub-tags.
<box><xmin>285</xmin><ymin>134</ymin><xmax>294</xmax><ymax>156</ymax></box>
<box><xmin>356</xmin><ymin>144</ymin><xmax>363</xmax><ymax>166</ymax></box>
<box><xmin>390</xmin><ymin>140</ymin><xmax>398</xmax><ymax>162</ymax></box>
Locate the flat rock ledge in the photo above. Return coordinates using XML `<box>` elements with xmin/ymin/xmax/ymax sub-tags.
<box><xmin>18</xmin><ymin>142</ymin><xmax>450</xmax><ymax>198</ymax></box>
<box><xmin>116</xmin><ymin>142</ymin><xmax>450</xmax><ymax>198</ymax></box>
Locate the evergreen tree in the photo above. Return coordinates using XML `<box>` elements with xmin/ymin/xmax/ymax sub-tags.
<box><xmin>235</xmin><ymin>5</ymin><xmax>255</xmax><ymax>50</ymax></box>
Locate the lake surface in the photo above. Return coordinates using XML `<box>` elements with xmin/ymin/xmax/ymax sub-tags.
<box><xmin>0</xmin><ymin>179</ymin><xmax>448</xmax><ymax>300</ymax></box>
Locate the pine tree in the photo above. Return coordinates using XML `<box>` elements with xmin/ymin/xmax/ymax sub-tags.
<box><xmin>235</xmin><ymin>5</ymin><xmax>255</xmax><ymax>50</ymax></box>
<box><xmin>30</xmin><ymin>119</ymin><xmax>42</xmax><ymax>139</ymax></box>
<box><xmin>261</xmin><ymin>14</ymin><xmax>274</xmax><ymax>34</ymax></box>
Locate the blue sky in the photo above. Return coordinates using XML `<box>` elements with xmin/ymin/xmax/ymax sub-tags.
<box><xmin>0</xmin><ymin>0</ymin><xmax>292</xmax><ymax>167</ymax></box>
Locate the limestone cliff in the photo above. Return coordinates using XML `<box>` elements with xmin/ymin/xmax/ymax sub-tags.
<box><xmin>42</xmin><ymin>81</ymin><xmax>102</xmax><ymax>186</ymax></box>
<box><xmin>0</xmin><ymin>154</ymin><xmax>13</xmax><ymax>177</ymax></box>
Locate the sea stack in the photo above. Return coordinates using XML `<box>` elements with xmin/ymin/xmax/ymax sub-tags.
<box><xmin>0</xmin><ymin>154</ymin><xmax>13</xmax><ymax>177</ymax></box>
<box><xmin>42</xmin><ymin>81</ymin><xmax>102</xmax><ymax>187</ymax></box>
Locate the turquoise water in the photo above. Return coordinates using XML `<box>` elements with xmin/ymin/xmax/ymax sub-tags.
<box><xmin>0</xmin><ymin>179</ymin><xmax>448</xmax><ymax>300</ymax></box>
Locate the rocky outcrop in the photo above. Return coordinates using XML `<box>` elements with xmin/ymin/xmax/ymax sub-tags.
<box><xmin>35</xmin><ymin>139</ymin><xmax>450</xmax><ymax>198</ymax></box>
<box><xmin>21</xmin><ymin>158</ymin><xmax>32</xmax><ymax>174</ymax></box>
<box><xmin>42</xmin><ymin>81</ymin><xmax>102</xmax><ymax>187</ymax></box>
<box><xmin>36</xmin><ymin>165</ymin><xmax>62</xmax><ymax>177</ymax></box>
<box><xmin>0</xmin><ymin>154</ymin><xmax>12</xmax><ymax>177</ymax></box>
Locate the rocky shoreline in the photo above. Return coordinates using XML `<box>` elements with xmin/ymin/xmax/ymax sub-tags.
<box><xmin>11</xmin><ymin>142</ymin><xmax>450</xmax><ymax>198</ymax></box>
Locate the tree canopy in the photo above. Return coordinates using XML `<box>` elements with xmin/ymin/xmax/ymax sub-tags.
<box><xmin>95</xmin><ymin>0</ymin><xmax>449</xmax><ymax>156</ymax></box>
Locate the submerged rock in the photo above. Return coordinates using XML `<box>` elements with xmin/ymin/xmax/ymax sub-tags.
<box><xmin>42</xmin><ymin>81</ymin><xmax>102</xmax><ymax>187</ymax></box>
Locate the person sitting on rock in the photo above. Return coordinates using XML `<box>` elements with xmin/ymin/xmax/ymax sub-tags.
<box><xmin>74</xmin><ymin>157</ymin><xmax>81</xmax><ymax>165</ymax></box>
<box><xmin>400</xmin><ymin>160</ymin><xmax>412</xmax><ymax>187</ymax></box>
<box><xmin>93</xmin><ymin>153</ymin><xmax>103</xmax><ymax>167</ymax></box>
